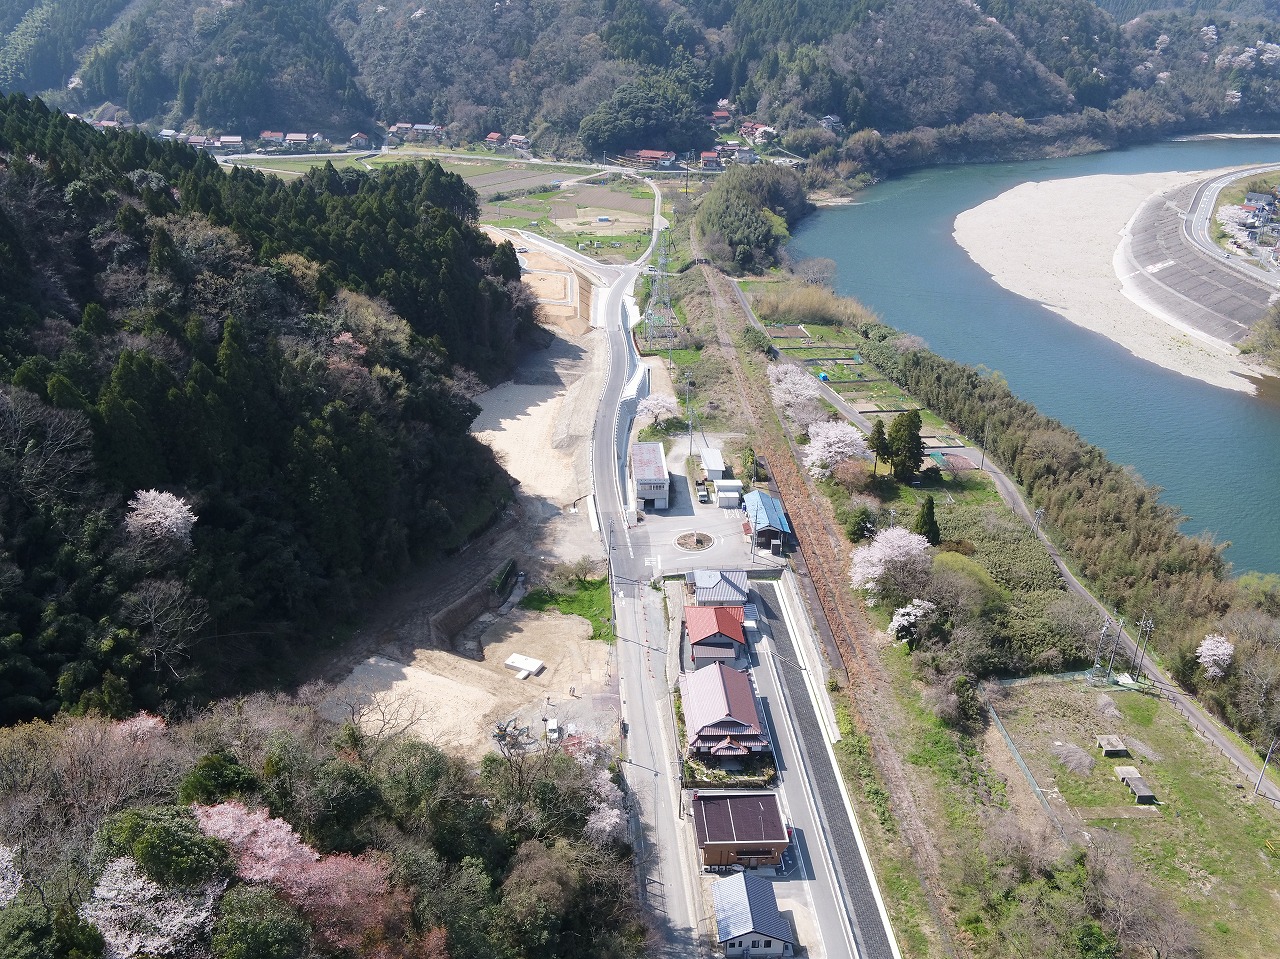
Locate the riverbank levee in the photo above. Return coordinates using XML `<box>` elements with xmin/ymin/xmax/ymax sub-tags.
<box><xmin>953</xmin><ymin>172</ymin><xmax>1268</xmax><ymax>393</ymax></box>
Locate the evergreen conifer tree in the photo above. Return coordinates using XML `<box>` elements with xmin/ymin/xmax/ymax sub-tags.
<box><xmin>912</xmin><ymin>494</ymin><xmax>941</xmax><ymax>546</ymax></box>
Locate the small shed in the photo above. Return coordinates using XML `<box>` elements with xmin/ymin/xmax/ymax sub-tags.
<box><xmin>1096</xmin><ymin>735</ymin><xmax>1129</xmax><ymax>757</ymax></box>
<box><xmin>700</xmin><ymin>448</ymin><xmax>726</xmax><ymax>481</ymax></box>
<box><xmin>743</xmin><ymin>491</ymin><xmax>791</xmax><ymax>549</ymax></box>
<box><xmin>1114</xmin><ymin>766</ymin><xmax>1157</xmax><ymax>805</ymax></box>
<box><xmin>715</xmin><ymin>479</ymin><xmax>743</xmax><ymax>509</ymax></box>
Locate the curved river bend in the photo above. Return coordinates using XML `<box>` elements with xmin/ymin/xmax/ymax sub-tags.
<box><xmin>789</xmin><ymin>139</ymin><xmax>1280</xmax><ymax>575</ymax></box>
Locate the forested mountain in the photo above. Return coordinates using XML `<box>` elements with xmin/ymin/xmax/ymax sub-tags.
<box><xmin>0</xmin><ymin>92</ymin><xmax>535</xmax><ymax>723</ymax></box>
<box><xmin>5</xmin><ymin>0</ymin><xmax>1280</xmax><ymax>170</ymax></box>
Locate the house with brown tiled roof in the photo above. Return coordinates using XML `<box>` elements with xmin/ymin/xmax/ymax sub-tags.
<box><xmin>686</xmin><ymin>605</ymin><xmax>745</xmax><ymax>666</ymax></box>
<box><xmin>679</xmin><ymin>662</ymin><xmax>769</xmax><ymax>759</ymax></box>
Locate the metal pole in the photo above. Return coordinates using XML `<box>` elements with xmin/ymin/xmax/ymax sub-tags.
<box><xmin>1105</xmin><ymin>618</ymin><xmax>1125</xmax><ymax>679</ymax></box>
<box><xmin>1255</xmin><ymin>737</ymin><xmax>1277</xmax><ymax>797</ymax></box>
<box><xmin>1093</xmin><ymin>618</ymin><xmax>1111</xmax><ymax>670</ymax></box>
<box><xmin>686</xmin><ymin>376</ymin><xmax>694</xmax><ymax>458</ymax></box>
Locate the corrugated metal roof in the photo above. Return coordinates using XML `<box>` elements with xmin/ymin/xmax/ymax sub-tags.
<box><xmin>743</xmin><ymin>491</ymin><xmax>791</xmax><ymax>535</ymax></box>
<box><xmin>692</xmin><ymin>569</ymin><xmax>749</xmax><ymax>606</ymax></box>
<box><xmin>693</xmin><ymin>791</ymin><xmax>787</xmax><ymax>846</ymax></box>
<box><xmin>700</xmin><ymin>448</ymin><xmax>725</xmax><ymax>472</ymax></box>
<box><xmin>631</xmin><ymin>442</ymin><xmax>668</xmax><ymax>482</ymax></box>
<box><xmin>711</xmin><ymin>872</ymin><xmax>795</xmax><ymax>945</ymax></box>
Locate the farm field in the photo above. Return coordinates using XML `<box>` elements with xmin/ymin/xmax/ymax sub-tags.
<box><xmin>997</xmin><ymin>679</ymin><xmax>1280</xmax><ymax>959</ymax></box>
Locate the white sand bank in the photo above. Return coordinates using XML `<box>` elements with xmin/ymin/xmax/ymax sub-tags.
<box><xmin>953</xmin><ymin>172</ymin><xmax>1259</xmax><ymax>393</ymax></box>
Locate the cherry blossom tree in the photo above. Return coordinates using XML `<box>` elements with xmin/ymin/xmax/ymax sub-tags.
<box><xmin>79</xmin><ymin>856</ymin><xmax>224</xmax><ymax>959</ymax></box>
<box><xmin>767</xmin><ymin>365</ymin><xmax>824</xmax><ymax>428</ymax></box>
<box><xmin>191</xmin><ymin>802</ymin><xmax>318</xmax><ymax>883</ymax></box>
<box><xmin>888</xmin><ymin>599</ymin><xmax>937</xmax><ymax>646</ymax></box>
<box><xmin>850</xmin><ymin>527</ymin><xmax>932</xmax><ymax>602</ymax></box>
<box><xmin>637</xmin><ymin>394</ymin><xmax>679</xmax><ymax>423</ymax></box>
<box><xmin>192</xmin><ymin>802</ymin><xmax>402</xmax><ymax>952</ymax></box>
<box><xmin>1196</xmin><ymin>633</ymin><xmax>1235</xmax><ymax>680</ymax></box>
<box><xmin>582</xmin><ymin>765</ymin><xmax>627</xmax><ymax>847</ymax></box>
<box><xmin>124</xmin><ymin>490</ymin><xmax>197</xmax><ymax>547</ymax></box>
<box><xmin>803</xmin><ymin>421</ymin><xmax>869</xmax><ymax>478</ymax></box>
<box><xmin>0</xmin><ymin>844</ymin><xmax>22</xmax><ymax>907</ymax></box>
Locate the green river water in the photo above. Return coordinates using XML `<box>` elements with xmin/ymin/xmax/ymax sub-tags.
<box><xmin>788</xmin><ymin>137</ymin><xmax>1280</xmax><ymax>575</ymax></box>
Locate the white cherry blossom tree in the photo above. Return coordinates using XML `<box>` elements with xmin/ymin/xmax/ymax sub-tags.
<box><xmin>850</xmin><ymin>527</ymin><xmax>932</xmax><ymax>601</ymax></box>
<box><xmin>124</xmin><ymin>490</ymin><xmax>197</xmax><ymax>547</ymax></box>
<box><xmin>79</xmin><ymin>857</ymin><xmax>223</xmax><ymax>959</ymax></box>
<box><xmin>803</xmin><ymin>421</ymin><xmax>870</xmax><ymax>478</ymax></box>
<box><xmin>1196</xmin><ymin>633</ymin><xmax>1235</xmax><ymax>680</ymax></box>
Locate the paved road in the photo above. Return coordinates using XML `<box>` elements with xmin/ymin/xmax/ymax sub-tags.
<box><xmin>754</xmin><ymin>583</ymin><xmax>898</xmax><ymax>959</ymax></box>
<box><xmin>1118</xmin><ymin>176</ymin><xmax>1276</xmax><ymax>344</ymax></box>
<box><xmin>1182</xmin><ymin>163</ymin><xmax>1280</xmax><ymax>287</ymax></box>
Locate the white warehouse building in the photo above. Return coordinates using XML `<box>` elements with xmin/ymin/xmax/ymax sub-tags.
<box><xmin>630</xmin><ymin>441</ymin><xmax>671</xmax><ymax>510</ymax></box>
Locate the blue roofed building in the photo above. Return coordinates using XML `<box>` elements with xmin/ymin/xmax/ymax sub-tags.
<box><xmin>743</xmin><ymin>490</ymin><xmax>791</xmax><ymax>549</ymax></box>
<box><xmin>711</xmin><ymin>871</ymin><xmax>796</xmax><ymax>957</ymax></box>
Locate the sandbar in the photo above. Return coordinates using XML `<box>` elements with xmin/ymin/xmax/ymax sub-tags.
<box><xmin>953</xmin><ymin>172</ymin><xmax>1260</xmax><ymax>393</ymax></box>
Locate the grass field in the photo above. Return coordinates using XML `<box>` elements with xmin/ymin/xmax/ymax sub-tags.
<box><xmin>519</xmin><ymin>577</ymin><xmax>614</xmax><ymax>643</ymax></box>
<box><xmin>998</xmin><ymin>680</ymin><xmax>1280</xmax><ymax>959</ymax></box>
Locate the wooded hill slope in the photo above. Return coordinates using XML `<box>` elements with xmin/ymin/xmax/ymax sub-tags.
<box><xmin>0</xmin><ymin>92</ymin><xmax>536</xmax><ymax>724</ymax></box>
<box><xmin>3</xmin><ymin>0</ymin><xmax>1280</xmax><ymax>168</ymax></box>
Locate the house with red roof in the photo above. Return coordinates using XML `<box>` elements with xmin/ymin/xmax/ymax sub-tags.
<box><xmin>678</xmin><ymin>662</ymin><xmax>769</xmax><ymax>760</ymax></box>
<box><xmin>686</xmin><ymin>605</ymin><xmax>745</xmax><ymax>666</ymax></box>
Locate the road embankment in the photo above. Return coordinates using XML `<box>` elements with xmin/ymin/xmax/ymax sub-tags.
<box><xmin>953</xmin><ymin>171</ymin><xmax>1264</xmax><ymax>393</ymax></box>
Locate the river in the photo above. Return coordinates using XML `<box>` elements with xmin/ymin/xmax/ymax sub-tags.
<box><xmin>788</xmin><ymin>138</ymin><xmax>1280</xmax><ymax>575</ymax></box>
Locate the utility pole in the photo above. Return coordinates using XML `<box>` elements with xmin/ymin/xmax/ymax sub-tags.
<box><xmin>1093</xmin><ymin>617</ymin><xmax>1113</xmax><ymax>672</ymax></box>
<box><xmin>686</xmin><ymin>375</ymin><xmax>695</xmax><ymax>458</ymax></box>
<box><xmin>1105</xmin><ymin>617</ymin><xmax>1126</xmax><ymax>680</ymax></box>
<box><xmin>1130</xmin><ymin>613</ymin><xmax>1154</xmax><ymax>678</ymax></box>
<box><xmin>979</xmin><ymin>420</ymin><xmax>990</xmax><ymax>470</ymax></box>
<box><xmin>1255</xmin><ymin>737</ymin><xmax>1277</xmax><ymax>797</ymax></box>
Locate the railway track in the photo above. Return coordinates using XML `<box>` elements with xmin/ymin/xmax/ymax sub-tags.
<box><xmin>693</xmin><ymin>234</ymin><xmax>957</xmax><ymax>954</ymax></box>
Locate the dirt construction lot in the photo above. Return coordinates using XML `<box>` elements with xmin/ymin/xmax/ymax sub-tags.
<box><xmin>322</xmin><ymin>609</ymin><xmax>614</xmax><ymax>762</ymax></box>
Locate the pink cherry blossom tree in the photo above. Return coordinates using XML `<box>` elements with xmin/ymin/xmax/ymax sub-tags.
<box><xmin>191</xmin><ymin>802</ymin><xmax>318</xmax><ymax>883</ymax></box>
<box><xmin>192</xmin><ymin>801</ymin><xmax>403</xmax><ymax>953</ymax></box>
<box><xmin>637</xmin><ymin>394</ymin><xmax>679</xmax><ymax>423</ymax></box>
<box><xmin>803</xmin><ymin>421</ymin><xmax>870</xmax><ymax>478</ymax></box>
<box><xmin>1196</xmin><ymin>633</ymin><xmax>1235</xmax><ymax>680</ymax></box>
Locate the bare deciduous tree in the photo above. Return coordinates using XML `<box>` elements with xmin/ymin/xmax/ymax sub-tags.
<box><xmin>794</xmin><ymin>256</ymin><xmax>837</xmax><ymax>287</ymax></box>
<box><xmin>121</xmin><ymin>578</ymin><xmax>209</xmax><ymax>676</ymax></box>
<box><xmin>0</xmin><ymin>387</ymin><xmax>95</xmax><ymax>503</ymax></box>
